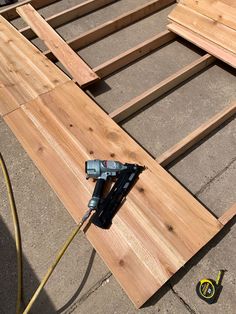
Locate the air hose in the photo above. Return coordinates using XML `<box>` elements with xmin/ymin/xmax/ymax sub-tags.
<box><xmin>0</xmin><ymin>153</ymin><xmax>92</xmax><ymax>313</ymax></box>
<box><xmin>0</xmin><ymin>153</ymin><xmax>23</xmax><ymax>313</ymax></box>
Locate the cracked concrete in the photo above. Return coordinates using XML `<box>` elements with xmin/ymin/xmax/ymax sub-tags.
<box><xmin>195</xmin><ymin>157</ymin><xmax>236</xmax><ymax>197</ymax></box>
<box><xmin>170</xmin><ymin>286</ymin><xmax>197</xmax><ymax>314</ymax></box>
<box><xmin>65</xmin><ymin>272</ymin><xmax>112</xmax><ymax>314</ymax></box>
<box><xmin>70</xmin><ymin>275</ymin><xmax>191</xmax><ymax>314</ymax></box>
<box><xmin>168</xmin><ymin>117</ymin><xmax>236</xmax><ymax>199</ymax></box>
<box><xmin>0</xmin><ymin>0</ymin><xmax>235</xmax><ymax>313</ymax></box>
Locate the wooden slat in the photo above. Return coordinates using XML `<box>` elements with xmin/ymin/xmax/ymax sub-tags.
<box><xmin>168</xmin><ymin>4</ymin><xmax>236</xmax><ymax>54</ymax></box>
<box><xmin>44</xmin><ymin>0</ymin><xmax>175</xmax><ymax>61</ymax></box>
<box><xmin>179</xmin><ymin>0</ymin><xmax>236</xmax><ymax>30</ymax></box>
<box><xmin>4</xmin><ymin>80</ymin><xmax>222</xmax><ymax>308</ymax></box>
<box><xmin>0</xmin><ymin>0</ymin><xmax>57</xmax><ymax>20</ymax></box>
<box><xmin>17</xmin><ymin>4</ymin><xmax>99</xmax><ymax>88</ymax></box>
<box><xmin>156</xmin><ymin>102</ymin><xmax>236</xmax><ymax>166</ymax></box>
<box><xmin>218</xmin><ymin>203</ymin><xmax>236</xmax><ymax>225</ymax></box>
<box><xmin>0</xmin><ymin>15</ymin><xmax>69</xmax><ymax>116</ymax></box>
<box><xmin>20</xmin><ymin>0</ymin><xmax>117</xmax><ymax>39</ymax></box>
<box><xmin>93</xmin><ymin>30</ymin><xmax>176</xmax><ymax>78</ymax></box>
<box><xmin>110</xmin><ymin>54</ymin><xmax>215</xmax><ymax>123</ymax></box>
<box><xmin>168</xmin><ymin>23</ymin><xmax>236</xmax><ymax>68</ymax></box>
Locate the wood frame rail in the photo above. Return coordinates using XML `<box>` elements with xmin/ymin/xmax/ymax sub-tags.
<box><xmin>43</xmin><ymin>0</ymin><xmax>176</xmax><ymax>61</ymax></box>
<box><xmin>156</xmin><ymin>102</ymin><xmax>236</xmax><ymax>166</ymax></box>
<box><xmin>19</xmin><ymin>0</ymin><xmax>117</xmax><ymax>39</ymax></box>
<box><xmin>110</xmin><ymin>54</ymin><xmax>215</xmax><ymax>122</ymax></box>
<box><xmin>0</xmin><ymin>0</ymin><xmax>57</xmax><ymax>20</ymax></box>
<box><xmin>93</xmin><ymin>30</ymin><xmax>176</xmax><ymax>78</ymax></box>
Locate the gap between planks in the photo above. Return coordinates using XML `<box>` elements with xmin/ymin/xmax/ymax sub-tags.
<box><xmin>43</xmin><ymin>0</ymin><xmax>176</xmax><ymax>61</ymax></box>
<box><xmin>110</xmin><ymin>54</ymin><xmax>215</xmax><ymax>123</ymax></box>
<box><xmin>19</xmin><ymin>0</ymin><xmax>117</xmax><ymax>39</ymax></box>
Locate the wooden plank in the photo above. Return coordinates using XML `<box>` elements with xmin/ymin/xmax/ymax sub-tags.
<box><xmin>44</xmin><ymin>0</ymin><xmax>175</xmax><ymax>61</ymax></box>
<box><xmin>179</xmin><ymin>0</ymin><xmax>236</xmax><ymax>30</ymax></box>
<box><xmin>219</xmin><ymin>0</ymin><xmax>236</xmax><ymax>7</ymax></box>
<box><xmin>0</xmin><ymin>15</ymin><xmax>69</xmax><ymax>116</ymax></box>
<box><xmin>156</xmin><ymin>102</ymin><xmax>236</xmax><ymax>166</ymax></box>
<box><xmin>168</xmin><ymin>4</ymin><xmax>236</xmax><ymax>54</ymax></box>
<box><xmin>20</xmin><ymin>0</ymin><xmax>117</xmax><ymax>40</ymax></box>
<box><xmin>4</xmin><ymin>80</ymin><xmax>222</xmax><ymax>308</ymax></box>
<box><xmin>93</xmin><ymin>30</ymin><xmax>176</xmax><ymax>78</ymax></box>
<box><xmin>17</xmin><ymin>4</ymin><xmax>99</xmax><ymax>88</ymax></box>
<box><xmin>110</xmin><ymin>54</ymin><xmax>215</xmax><ymax>123</ymax></box>
<box><xmin>218</xmin><ymin>203</ymin><xmax>236</xmax><ymax>225</ymax></box>
<box><xmin>168</xmin><ymin>23</ymin><xmax>236</xmax><ymax>68</ymax></box>
<box><xmin>0</xmin><ymin>0</ymin><xmax>57</xmax><ymax>20</ymax></box>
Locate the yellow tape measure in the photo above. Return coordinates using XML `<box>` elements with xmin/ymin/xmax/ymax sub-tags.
<box><xmin>196</xmin><ymin>270</ymin><xmax>225</xmax><ymax>304</ymax></box>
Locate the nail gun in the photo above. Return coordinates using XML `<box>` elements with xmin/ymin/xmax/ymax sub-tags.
<box><xmin>85</xmin><ymin>160</ymin><xmax>145</xmax><ymax>229</ymax></box>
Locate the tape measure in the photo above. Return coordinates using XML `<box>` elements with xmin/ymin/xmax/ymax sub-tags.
<box><xmin>196</xmin><ymin>270</ymin><xmax>225</xmax><ymax>304</ymax></box>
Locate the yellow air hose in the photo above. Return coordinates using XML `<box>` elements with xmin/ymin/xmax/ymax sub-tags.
<box><xmin>0</xmin><ymin>152</ymin><xmax>92</xmax><ymax>313</ymax></box>
<box><xmin>0</xmin><ymin>153</ymin><xmax>23</xmax><ymax>314</ymax></box>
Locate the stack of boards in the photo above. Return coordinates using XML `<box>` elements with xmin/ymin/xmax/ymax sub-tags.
<box><xmin>168</xmin><ymin>0</ymin><xmax>236</xmax><ymax>68</ymax></box>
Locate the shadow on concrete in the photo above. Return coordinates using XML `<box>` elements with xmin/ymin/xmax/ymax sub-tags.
<box><xmin>87</xmin><ymin>79</ymin><xmax>112</xmax><ymax>97</ymax></box>
<box><xmin>176</xmin><ymin>36</ymin><xmax>206</xmax><ymax>56</ymax></box>
<box><xmin>56</xmin><ymin>249</ymin><xmax>96</xmax><ymax>314</ymax></box>
<box><xmin>0</xmin><ymin>218</ymin><xmax>56</xmax><ymax>314</ymax></box>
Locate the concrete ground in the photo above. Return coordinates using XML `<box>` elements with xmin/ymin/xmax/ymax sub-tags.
<box><xmin>0</xmin><ymin>0</ymin><xmax>235</xmax><ymax>313</ymax></box>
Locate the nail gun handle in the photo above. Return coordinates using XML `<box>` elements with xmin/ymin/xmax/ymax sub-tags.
<box><xmin>88</xmin><ymin>178</ymin><xmax>105</xmax><ymax>210</ymax></box>
<box><xmin>93</xmin><ymin>178</ymin><xmax>105</xmax><ymax>199</ymax></box>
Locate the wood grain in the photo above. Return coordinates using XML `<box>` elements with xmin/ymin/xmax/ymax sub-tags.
<box><xmin>156</xmin><ymin>102</ymin><xmax>236</xmax><ymax>166</ymax></box>
<box><xmin>0</xmin><ymin>15</ymin><xmax>69</xmax><ymax>116</ymax></box>
<box><xmin>169</xmin><ymin>4</ymin><xmax>236</xmax><ymax>54</ymax></box>
<box><xmin>4</xmin><ymin>81</ymin><xmax>222</xmax><ymax>307</ymax></box>
<box><xmin>179</xmin><ymin>0</ymin><xmax>236</xmax><ymax>30</ymax></box>
<box><xmin>17</xmin><ymin>4</ymin><xmax>99</xmax><ymax>88</ymax></box>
